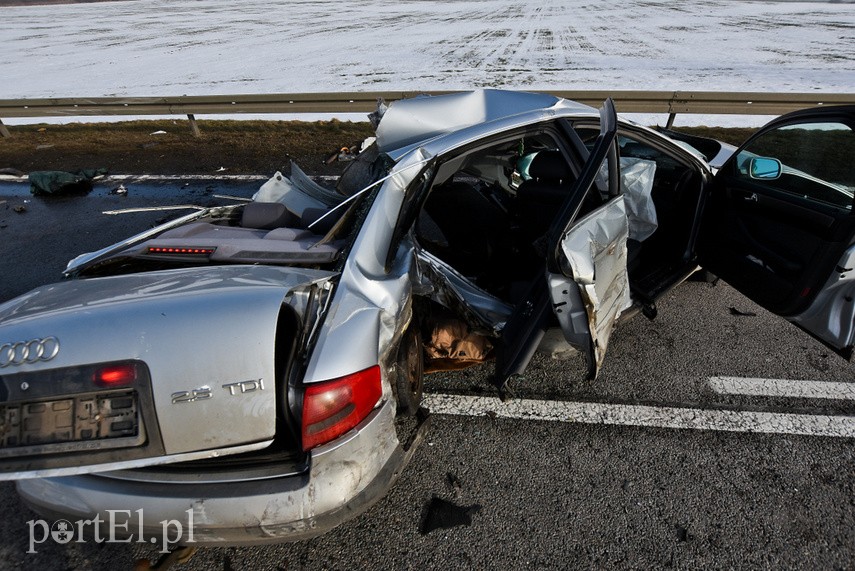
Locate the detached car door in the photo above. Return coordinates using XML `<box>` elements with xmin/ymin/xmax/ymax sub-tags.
<box><xmin>496</xmin><ymin>100</ymin><xmax>629</xmax><ymax>386</ymax></box>
<box><xmin>698</xmin><ymin>106</ymin><xmax>855</xmax><ymax>357</ymax></box>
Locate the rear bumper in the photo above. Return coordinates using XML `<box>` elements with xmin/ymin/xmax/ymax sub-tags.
<box><xmin>17</xmin><ymin>399</ymin><xmax>413</xmax><ymax>545</ymax></box>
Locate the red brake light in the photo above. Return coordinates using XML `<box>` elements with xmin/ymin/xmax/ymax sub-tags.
<box><xmin>94</xmin><ymin>363</ymin><xmax>137</xmax><ymax>387</ymax></box>
<box><xmin>147</xmin><ymin>247</ymin><xmax>215</xmax><ymax>255</ymax></box>
<box><xmin>301</xmin><ymin>365</ymin><xmax>382</xmax><ymax>452</ymax></box>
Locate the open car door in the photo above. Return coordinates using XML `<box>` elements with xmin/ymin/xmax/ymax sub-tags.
<box><xmin>495</xmin><ymin>100</ymin><xmax>628</xmax><ymax>388</ymax></box>
<box><xmin>698</xmin><ymin>106</ymin><xmax>855</xmax><ymax>358</ymax></box>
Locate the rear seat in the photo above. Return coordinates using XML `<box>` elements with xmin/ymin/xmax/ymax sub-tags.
<box><xmin>241</xmin><ymin>201</ymin><xmax>298</xmax><ymax>230</ymax></box>
<box><xmin>147</xmin><ymin>202</ymin><xmax>344</xmax><ymax>264</ymax></box>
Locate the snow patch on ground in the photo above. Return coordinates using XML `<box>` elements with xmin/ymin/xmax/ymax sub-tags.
<box><xmin>1</xmin><ymin>0</ymin><xmax>852</xmax><ymax>126</ymax></box>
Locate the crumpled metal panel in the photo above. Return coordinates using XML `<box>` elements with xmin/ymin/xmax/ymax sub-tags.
<box><xmin>376</xmin><ymin>90</ymin><xmax>596</xmax><ymax>160</ymax></box>
<box><xmin>302</xmin><ymin>149</ymin><xmax>432</xmax><ymax>385</ymax></box>
<box><xmin>376</xmin><ymin>90</ymin><xmax>558</xmax><ymax>157</ymax></box>
<box><xmin>414</xmin><ymin>249</ymin><xmax>513</xmax><ymax>336</ymax></box>
<box><xmin>558</xmin><ymin>196</ymin><xmax>631</xmax><ymax>372</ymax></box>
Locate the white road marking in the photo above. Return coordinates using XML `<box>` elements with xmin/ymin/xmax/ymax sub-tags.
<box><xmin>0</xmin><ymin>173</ymin><xmax>268</xmax><ymax>183</ymax></box>
<box><xmin>708</xmin><ymin>376</ymin><xmax>855</xmax><ymax>401</ymax></box>
<box><xmin>118</xmin><ymin>174</ymin><xmax>341</xmax><ymax>183</ymax></box>
<box><xmin>0</xmin><ymin>173</ymin><xmax>341</xmax><ymax>183</ymax></box>
<box><xmin>108</xmin><ymin>174</ymin><xmax>269</xmax><ymax>182</ymax></box>
<box><xmin>423</xmin><ymin>393</ymin><xmax>855</xmax><ymax>438</ymax></box>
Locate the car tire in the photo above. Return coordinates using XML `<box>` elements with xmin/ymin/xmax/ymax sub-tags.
<box><xmin>395</xmin><ymin>325</ymin><xmax>424</xmax><ymax>416</ymax></box>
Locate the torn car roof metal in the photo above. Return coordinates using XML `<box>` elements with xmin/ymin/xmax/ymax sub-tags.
<box><xmin>376</xmin><ymin>90</ymin><xmax>597</xmax><ymax>160</ymax></box>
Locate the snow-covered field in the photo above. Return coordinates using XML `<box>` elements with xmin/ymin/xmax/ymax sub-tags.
<box><xmin>1</xmin><ymin>0</ymin><xmax>853</xmax><ymax>125</ymax></box>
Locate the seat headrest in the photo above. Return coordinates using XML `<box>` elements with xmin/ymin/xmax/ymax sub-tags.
<box><xmin>241</xmin><ymin>202</ymin><xmax>298</xmax><ymax>230</ymax></box>
<box><xmin>528</xmin><ymin>151</ymin><xmax>572</xmax><ymax>183</ymax></box>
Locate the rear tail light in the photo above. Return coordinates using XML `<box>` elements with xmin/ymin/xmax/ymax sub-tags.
<box><xmin>94</xmin><ymin>363</ymin><xmax>138</xmax><ymax>387</ymax></box>
<box><xmin>301</xmin><ymin>365</ymin><xmax>382</xmax><ymax>452</ymax></box>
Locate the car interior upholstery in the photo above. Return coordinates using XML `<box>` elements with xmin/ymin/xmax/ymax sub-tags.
<box><xmin>415</xmin><ymin>127</ymin><xmax>706</xmax><ymax>315</ymax></box>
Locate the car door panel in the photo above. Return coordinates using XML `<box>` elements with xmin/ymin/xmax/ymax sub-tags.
<box><xmin>699</xmin><ymin>106</ymin><xmax>855</xmax><ymax>355</ymax></box>
<box><xmin>551</xmin><ymin>196</ymin><xmax>630</xmax><ymax>373</ymax></box>
<box><xmin>727</xmin><ymin>186</ymin><xmax>837</xmax><ymax>234</ymax></box>
<box><xmin>494</xmin><ymin>99</ymin><xmax>624</xmax><ymax>388</ymax></box>
<box><xmin>718</xmin><ymin>186</ymin><xmax>840</xmax><ymax>279</ymax></box>
<box><xmin>703</xmin><ymin>198</ymin><xmax>848</xmax><ymax>309</ymax></box>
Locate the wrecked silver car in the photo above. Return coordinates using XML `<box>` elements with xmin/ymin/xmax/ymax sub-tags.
<box><xmin>0</xmin><ymin>90</ymin><xmax>853</xmax><ymax>546</ymax></box>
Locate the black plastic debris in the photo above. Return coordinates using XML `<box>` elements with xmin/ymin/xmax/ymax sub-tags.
<box><xmin>728</xmin><ymin>307</ymin><xmax>757</xmax><ymax>317</ymax></box>
<box><xmin>28</xmin><ymin>168</ymin><xmax>108</xmax><ymax>196</ymax></box>
<box><xmin>419</xmin><ymin>496</ymin><xmax>481</xmax><ymax>535</ymax></box>
<box><xmin>446</xmin><ymin>472</ymin><xmax>463</xmax><ymax>492</ymax></box>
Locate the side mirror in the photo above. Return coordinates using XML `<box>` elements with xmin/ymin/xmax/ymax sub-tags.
<box><xmin>749</xmin><ymin>157</ymin><xmax>782</xmax><ymax>180</ymax></box>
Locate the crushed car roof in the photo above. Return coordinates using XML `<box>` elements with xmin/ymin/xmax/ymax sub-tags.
<box><xmin>375</xmin><ymin>89</ymin><xmax>597</xmax><ymax>159</ymax></box>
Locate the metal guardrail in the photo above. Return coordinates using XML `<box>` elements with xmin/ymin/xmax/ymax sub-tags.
<box><xmin>1</xmin><ymin>90</ymin><xmax>853</xmax><ymax>137</ymax></box>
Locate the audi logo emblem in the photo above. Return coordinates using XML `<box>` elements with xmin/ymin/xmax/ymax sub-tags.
<box><xmin>0</xmin><ymin>337</ymin><xmax>60</xmax><ymax>368</ymax></box>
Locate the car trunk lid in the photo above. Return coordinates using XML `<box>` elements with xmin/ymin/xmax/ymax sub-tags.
<box><xmin>0</xmin><ymin>265</ymin><xmax>335</xmax><ymax>480</ymax></box>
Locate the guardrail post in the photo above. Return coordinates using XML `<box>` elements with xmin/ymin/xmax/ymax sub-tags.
<box><xmin>0</xmin><ymin>119</ymin><xmax>11</xmax><ymax>138</ymax></box>
<box><xmin>665</xmin><ymin>113</ymin><xmax>676</xmax><ymax>129</ymax></box>
<box><xmin>187</xmin><ymin>114</ymin><xmax>201</xmax><ymax>137</ymax></box>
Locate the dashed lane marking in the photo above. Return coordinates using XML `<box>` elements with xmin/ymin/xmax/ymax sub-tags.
<box><xmin>423</xmin><ymin>393</ymin><xmax>855</xmax><ymax>438</ymax></box>
<box><xmin>708</xmin><ymin>376</ymin><xmax>855</xmax><ymax>401</ymax></box>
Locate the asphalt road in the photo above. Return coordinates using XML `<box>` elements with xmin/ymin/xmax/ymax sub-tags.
<box><xmin>0</xmin><ymin>180</ymin><xmax>853</xmax><ymax>570</ymax></box>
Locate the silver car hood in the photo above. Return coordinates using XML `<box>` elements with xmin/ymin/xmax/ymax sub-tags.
<box><xmin>0</xmin><ymin>265</ymin><xmax>335</xmax><ymax>477</ymax></box>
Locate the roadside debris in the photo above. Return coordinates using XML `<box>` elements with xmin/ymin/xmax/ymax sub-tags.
<box><xmin>325</xmin><ymin>145</ymin><xmax>359</xmax><ymax>164</ymax></box>
<box><xmin>419</xmin><ymin>496</ymin><xmax>481</xmax><ymax>535</ymax></box>
<box><xmin>28</xmin><ymin>168</ymin><xmax>108</xmax><ymax>196</ymax></box>
<box><xmin>325</xmin><ymin>136</ymin><xmax>378</xmax><ymax>164</ymax></box>
<box><xmin>109</xmin><ymin>184</ymin><xmax>128</xmax><ymax>196</ymax></box>
<box><xmin>13</xmin><ymin>205</ymin><xmax>26</xmax><ymax>214</ymax></box>
<box><xmin>446</xmin><ymin>472</ymin><xmax>463</xmax><ymax>494</ymax></box>
<box><xmin>728</xmin><ymin>307</ymin><xmax>757</xmax><ymax>317</ymax></box>
<box><xmin>150</xmin><ymin>130</ymin><xmax>167</xmax><ymax>136</ymax></box>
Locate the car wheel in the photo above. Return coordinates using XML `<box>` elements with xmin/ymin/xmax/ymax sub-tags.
<box><xmin>395</xmin><ymin>325</ymin><xmax>424</xmax><ymax>416</ymax></box>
